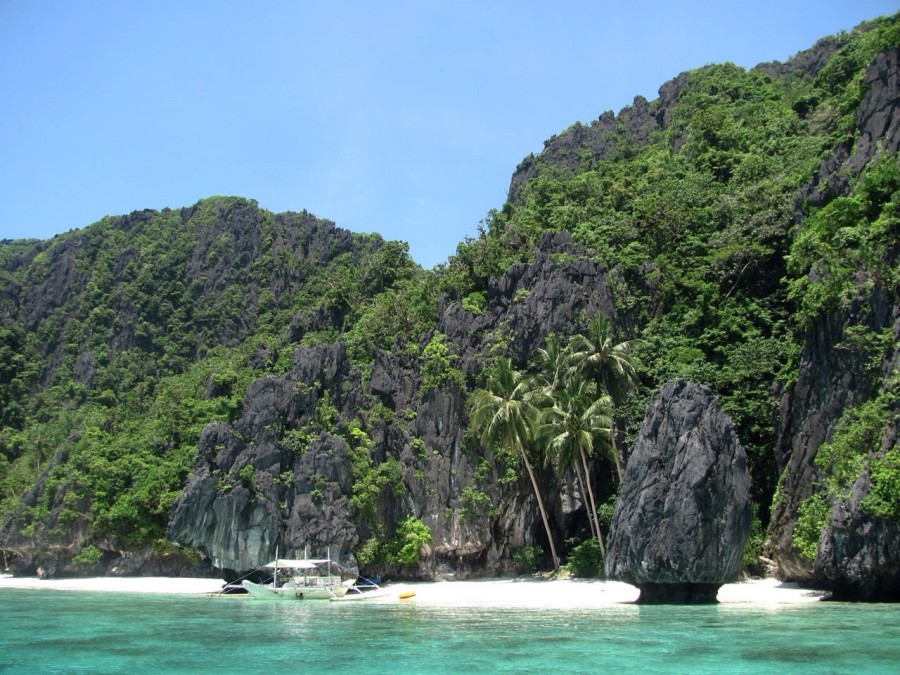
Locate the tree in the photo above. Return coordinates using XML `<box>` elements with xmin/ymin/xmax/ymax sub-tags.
<box><xmin>470</xmin><ymin>357</ymin><xmax>560</xmax><ymax>570</ymax></box>
<box><xmin>568</xmin><ymin>314</ymin><xmax>640</xmax><ymax>480</ymax></box>
<box><xmin>537</xmin><ymin>373</ymin><xmax>613</xmax><ymax>558</ymax></box>
<box><xmin>532</xmin><ymin>333</ymin><xmax>569</xmax><ymax>392</ymax></box>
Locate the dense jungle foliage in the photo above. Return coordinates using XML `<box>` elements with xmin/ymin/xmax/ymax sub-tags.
<box><xmin>436</xmin><ymin>14</ymin><xmax>899</xmax><ymax>525</ymax></box>
<box><xmin>1</xmin><ymin>14</ymin><xmax>897</xmax><ymax>564</ymax></box>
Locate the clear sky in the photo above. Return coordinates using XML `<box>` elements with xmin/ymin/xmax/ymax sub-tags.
<box><xmin>1</xmin><ymin>1</ymin><xmax>896</xmax><ymax>268</ymax></box>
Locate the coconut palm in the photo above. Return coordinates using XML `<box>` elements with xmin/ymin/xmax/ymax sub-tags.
<box><xmin>568</xmin><ymin>313</ymin><xmax>640</xmax><ymax>480</ymax></box>
<box><xmin>531</xmin><ymin>333</ymin><xmax>570</xmax><ymax>392</ymax></box>
<box><xmin>537</xmin><ymin>374</ymin><xmax>613</xmax><ymax>556</ymax></box>
<box><xmin>470</xmin><ymin>357</ymin><xmax>560</xmax><ymax>570</ymax></box>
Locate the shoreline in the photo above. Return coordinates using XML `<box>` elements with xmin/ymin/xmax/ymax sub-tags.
<box><xmin>0</xmin><ymin>575</ymin><xmax>829</xmax><ymax>606</ymax></box>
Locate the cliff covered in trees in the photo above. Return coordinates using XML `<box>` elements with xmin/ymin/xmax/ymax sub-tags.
<box><xmin>1</xmin><ymin>14</ymin><xmax>898</xmax><ymax>598</ymax></box>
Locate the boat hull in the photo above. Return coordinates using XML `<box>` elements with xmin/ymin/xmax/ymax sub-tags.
<box><xmin>242</xmin><ymin>580</ymin><xmax>348</xmax><ymax>600</ymax></box>
<box><xmin>332</xmin><ymin>587</ymin><xmax>393</xmax><ymax>601</ymax></box>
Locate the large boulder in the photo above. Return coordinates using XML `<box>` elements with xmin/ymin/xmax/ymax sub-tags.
<box><xmin>605</xmin><ymin>380</ymin><xmax>752</xmax><ymax>603</ymax></box>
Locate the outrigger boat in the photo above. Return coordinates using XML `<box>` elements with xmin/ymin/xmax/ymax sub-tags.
<box><xmin>241</xmin><ymin>558</ymin><xmax>349</xmax><ymax>600</ymax></box>
<box><xmin>237</xmin><ymin>552</ymin><xmax>415</xmax><ymax>602</ymax></box>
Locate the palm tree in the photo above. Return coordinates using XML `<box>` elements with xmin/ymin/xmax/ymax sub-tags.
<box><xmin>537</xmin><ymin>374</ymin><xmax>613</xmax><ymax>556</ymax></box>
<box><xmin>532</xmin><ymin>333</ymin><xmax>569</xmax><ymax>392</ymax></box>
<box><xmin>568</xmin><ymin>313</ymin><xmax>640</xmax><ymax>480</ymax></box>
<box><xmin>470</xmin><ymin>357</ymin><xmax>560</xmax><ymax>570</ymax></box>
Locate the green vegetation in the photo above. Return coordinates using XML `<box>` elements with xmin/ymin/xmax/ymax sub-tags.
<box><xmin>1</xmin><ymin>15</ymin><xmax>898</xmax><ymax>572</ymax></box>
<box><xmin>470</xmin><ymin>357</ymin><xmax>560</xmax><ymax>570</ymax></box>
<box><xmin>862</xmin><ymin>448</ymin><xmax>900</xmax><ymax>520</ymax></box>
<box><xmin>450</xmin><ymin>14</ymin><xmax>899</xmax><ymax>542</ymax></box>
<box><xmin>357</xmin><ymin>516</ymin><xmax>432</xmax><ymax>569</ymax></box>
<box><xmin>346</xmin><ymin>425</ymin><xmax>403</xmax><ymax>530</ymax></box>
<box><xmin>742</xmin><ymin>504</ymin><xmax>766</xmax><ymax>569</ymax></box>
<box><xmin>71</xmin><ymin>544</ymin><xmax>103</xmax><ymax>566</ymax></box>
<box><xmin>792</xmin><ymin>380</ymin><xmax>897</xmax><ymax>560</ymax></box>
<box><xmin>381</xmin><ymin>516</ymin><xmax>432</xmax><ymax>567</ymax></box>
<box><xmin>566</xmin><ymin>538</ymin><xmax>602</xmax><ymax>577</ymax></box>
<box><xmin>512</xmin><ymin>546</ymin><xmax>542</xmax><ymax>574</ymax></box>
<box><xmin>0</xmin><ymin>198</ymin><xmax>429</xmax><ymax>553</ymax></box>
<box><xmin>470</xmin><ymin>317</ymin><xmax>640</xmax><ymax>570</ymax></box>
<box><xmin>418</xmin><ymin>332</ymin><xmax>465</xmax><ymax>396</ymax></box>
<box><xmin>459</xmin><ymin>486</ymin><xmax>493</xmax><ymax>521</ymax></box>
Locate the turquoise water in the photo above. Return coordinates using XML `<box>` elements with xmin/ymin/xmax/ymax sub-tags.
<box><xmin>1</xmin><ymin>590</ymin><xmax>899</xmax><ymax>673</ymax></box>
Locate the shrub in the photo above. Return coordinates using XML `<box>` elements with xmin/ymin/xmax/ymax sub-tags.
<box><xmin>566</xmin><ymin>538</ymin><xmax>602</xmax><ymax>577</ymax></box>
<box><xmin>793</xmin><ymin>492</ymin><xmax>830</xmax><ymax>563</ymax></box>
<box><xmin>512</xmin><ymin>546</ymin><xmax>542</xmax><ymax>574</ymax></box>
<box><xmin>419</xmin><ymin>332</ymin><xmax>465</xmax><ymax>396</ymax></box>
<box><xmin>459</xmin><ymin>486</ymin><xmax>492</xmax><ymax>521</ymax></box>
<box><xmin>72</xmin><ymin>544</ymin><xmax>103</xmax><ymax>566</ymax></box>
<box><xmin>861</xmin><ymin>448</ymin><xmax>900</xmax><ymax>520</ymax></box>
<box><xmin>381</xmin><ymin>516</ymin><xmax>431</xmax><ymax>567</ymax></box>
<box><xmin>461</xmin><ymin>291</ymin><xmax>487</xmax><ymax>315</ymax></box>
<box><xmin>355</xmin><ymin>537</ymin><xmax>380</xmax><ymax>569</ymax></box>
<box><xmin>239</xmin><ymin>465</ymin><xmax>256</xmax><ymax>491</ymax></box>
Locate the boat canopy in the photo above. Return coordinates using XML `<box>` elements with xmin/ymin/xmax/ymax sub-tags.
<box><xmin>264</xmin><ymin>559</ymin><xmax>331</xmax><ymax>569</ymax></box>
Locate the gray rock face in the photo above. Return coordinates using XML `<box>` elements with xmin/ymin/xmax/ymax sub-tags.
<box><xmin>797</xmin><ymin>48</ymin><xmax>900</xmax><ymax>210</ymax></box>
<box><xmin>439</xmin><ymin>231</ymin><xmax>618</xmax><ymax>378</ymax></box>
<box><xmin>507</xmin><ymin>95</ymin><xmax>666</xmax><ymax>204</ymax></box>
<box><xmin>766</xmin><ymin>43</ymin><xmax>900</xmax><ymax>597</ymax></box>
<box><xmin>771</xmin><ymin>293</ymin><xmax>899</xmax><ymax>600</ymax></box>
<box><xmin>164</xmin><ymin>231</ymin><xmax>625</xmax><ymax>579</ymax></box>
<box><xmin>167</xmin><ymin>343</ymin><xmax>362</xmax><ymax>572</ymax></box>
<box><xmin>605</xmin><ymin>380</ymin><xmax>751</xmax><ymax>603</ymax></box>
<box><xmin>817</xmin><ymin>468</ymin><xmax>900</xmax><ymax>601</ymax></box>
<box><xmin>767</xmin><ymin>292</ymin><xmax>895</xmax><ymax>583</ymax></box>
<box><xmin>754</xmin><ymin>34</ymin><xmax>846</xmax><ymax>81</ymax></box>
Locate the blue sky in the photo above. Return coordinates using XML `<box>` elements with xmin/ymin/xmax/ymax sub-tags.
<box><xmin>1</xmin><ymin>1</ymin><xmax>896</xmax><ymax>268</ymax></box>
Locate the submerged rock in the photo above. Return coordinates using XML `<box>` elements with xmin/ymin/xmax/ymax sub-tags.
<box><xmin>605</xmin><ymin>380</ymin><xmax>752</xmax><ymax>603</ymax></box>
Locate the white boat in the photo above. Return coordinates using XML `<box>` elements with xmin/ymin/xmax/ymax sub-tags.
<box><xmin>241</xmin><ymin>558</ymin><xmax>349</xmax><ymax>600</ymax></box>
<box><xmin>333</xmin><ymin>579</ymin><xmax>392</xmax><ymax>602</ymax></box>
<box><xmin>332</xmin><ymin>576</ymin><xmax>417</xmax><ymax>602</ymax></box>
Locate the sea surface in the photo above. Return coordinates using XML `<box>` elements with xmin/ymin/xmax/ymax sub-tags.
<box><xmin>1</xmin><ymin>588</ymin><xmax>899</xmax><ymax>673</ymax></box>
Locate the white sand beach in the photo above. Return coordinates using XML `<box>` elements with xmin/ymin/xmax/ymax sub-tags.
<box><xmin>0</xmin><ymin>574</ymin><xmax>829</xmax><ymax>605</ymax></box>
<box><xmin>399</xmin><ymin>577</ymin><xmax>829</xmax><ymax>607</ymax></box>
<box><xmin>0</xmin><ymin>575</ymin><xmax>227</xmax><ymax>595</ymax></box>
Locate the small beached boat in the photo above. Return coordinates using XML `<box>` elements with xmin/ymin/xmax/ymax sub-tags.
<box><xmin>242</xmin><ymin>558</ymin><xmax>349</xmax><ymax>600</ymax></box>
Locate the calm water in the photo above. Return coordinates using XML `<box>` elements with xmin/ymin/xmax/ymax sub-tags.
<box><xmin>1</xmin><ymin>589</ymin><xmax>899</xmax><ymax>673</ymax></box>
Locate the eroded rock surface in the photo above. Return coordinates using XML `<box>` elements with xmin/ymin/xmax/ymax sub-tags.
<box><xmin>605</xmin><ymin>380</ymin><xmax>751</xmax><ymax>603</ymax></box>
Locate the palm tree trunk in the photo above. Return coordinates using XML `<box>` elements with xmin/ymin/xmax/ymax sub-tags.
<box><xmin>610</xmin><ymin>428</ymin><xmax>624</xmax><ymax>482</ymax></box>
<box><xmin>519</xmin><ymin>443</ymin><xmax>560</xmax><ymax>571</ymax></box>
<box><xmin>580</xmin><ymin>449</ymin><xmax>605</xmax><ymax>558</ymax></box>
<box><xmin>572</xmin><ymin>460</ymin><xmax>597</xmax><ymax>540</ymax></box>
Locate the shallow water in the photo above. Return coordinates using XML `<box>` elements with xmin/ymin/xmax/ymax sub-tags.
<box><xmin>1</xmin><ymin>589</ymin><xmax>898</xmax><ymax>673</ymax></box>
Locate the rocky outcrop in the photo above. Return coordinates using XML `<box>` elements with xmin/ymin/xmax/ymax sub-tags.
<box><xmin>439</xmin><ymin>231</ymin><xmax>618</xmax><ymax>376</ymax></box>
<box><xmin>754</xmin><ymin>35</ymin><xmax>847</xmax><ymax>81</ymax></box>
<box><xmin>605</xmin><ymin>380</ymin><xmax>751</xmax><ymax>603</ymax></box>
<box><xmin>167</xmin><ymin>343</ymin><xmax>363</xmax><ymax>573</ymax></box>
<box><xmin>767</xmin><ymin>43</ymin><xmax>900</xmax><ymax>593</ymax></box>
<box><xmin>768</xmin><ymin>293</ymin><xmax>895</xmax><ymax>582</ymax></box>
<box><xmin>768</xmin><ymin>289</ymin><xmax>899</xmax><ymax>596</ymax></box>
<box><xmin>507</xmin><ymin>95</ymin><xmax>667</xmax><ymax>204</ymax></box>
<box><xmin>166</xmin><ymin>234</ymin><xmax>624</xmax><ymax>579</ymax></box>
<box><xmin>797</xmin><ymin>47</ymin><xmax>900</xmax><ymax>209</ymax></box>
<box><xmin>817</xmin><ymin>466</ymin><xmax>900</xmax><ymax>601</ymax></box>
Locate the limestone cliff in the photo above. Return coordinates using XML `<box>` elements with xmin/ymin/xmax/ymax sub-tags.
<box><xmin>605</xmin><ymin>380</ymin><xmax>751</xmax><ymax>603</ymax></box>
<box><xmin>167</xmin><ymin>233</ymin><xmax>623</xmax><ymax>578</ymax></box>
